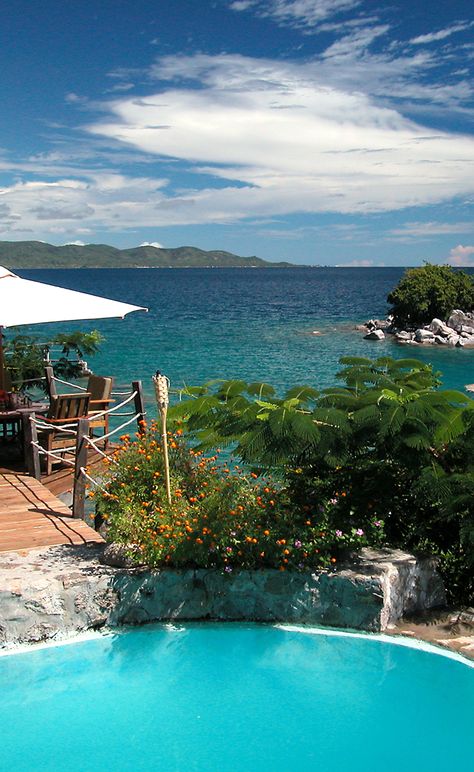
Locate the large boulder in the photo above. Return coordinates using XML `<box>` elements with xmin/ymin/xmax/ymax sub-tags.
<box><xmin>447</xmin><ymin>309</ymin><xmax>474</xmax><ymax>332</ymax></box>
<box><xmin>364</xmin><ymin>329</ymin><xmax>385</xmax><ymax>341</ymax></box>
<box><xmin>415</xmin><ymin>328</ymin><xmax>435</xmax><ymax>343</ymax></box>
<box><xmin>395</xmin><ymin>331</ymin><xmax>414</xmax><ymax>343</ymax></box>
<box><xmin>430</xmin><ymin>318</ymin><xmax>452</xmax><ymax>336</ymax></box>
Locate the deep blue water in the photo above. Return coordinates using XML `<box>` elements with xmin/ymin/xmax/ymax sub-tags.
<box><xmin>15</xmin><ymin>267</ymin><xmax>474</xmax><ymax>402</ymax></box>
<box><xmin>0</xmin><ymin>624</ymin><xmax>472</xmax><ymax>772</ymax></box>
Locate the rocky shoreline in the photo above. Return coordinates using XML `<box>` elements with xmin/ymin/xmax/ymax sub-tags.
<box><xmin>358</xmin><ymin>309</ymin><xmax>474</xmax><ymax>348</ymax></box>
<box><xmin>0</xmin><ymin>544</ymin><xmax>447</xmax><ymax>648</ymax></box>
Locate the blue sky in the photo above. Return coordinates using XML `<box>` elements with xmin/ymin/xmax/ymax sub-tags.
<box><xmin>1</xmin><ymin>0</ymin><xmax>473</xmax><ymax>266</ymax></box>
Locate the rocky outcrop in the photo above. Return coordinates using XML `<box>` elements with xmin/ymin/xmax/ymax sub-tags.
<box><xmin>0</xmin><ymin>545</ymin><xmax>446</xmax><ymax>648</ymax></box>
<box><xmin>360</xmin><ymin>309</ymin><xmax>474</xmax><ymax>348</ymax></box>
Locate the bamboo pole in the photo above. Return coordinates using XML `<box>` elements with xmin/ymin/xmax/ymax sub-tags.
<box><xmin>152</xmin><ymin>372</ymin><xmax>171</xmax><ymax>505</ymax></box>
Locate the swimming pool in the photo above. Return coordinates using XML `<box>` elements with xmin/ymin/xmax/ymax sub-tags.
<box><xmin>1</xmin><ymin>624</ymin><xmax>472</xmax><ymax>771</ymax></box>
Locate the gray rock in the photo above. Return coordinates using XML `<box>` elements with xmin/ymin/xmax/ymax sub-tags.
<box><xmin>395</xmin><ymin>331</ymin><xmax>413</xmax><ymax>342</ymax></box>
<box><xmin>415</xmin><ymin>328</ymin><xmax>435</xmax><ymax>343</ymax></box>
<box><xmin>430</xmin><ymin>318</ymin><xmax>452</xmax><ymax>336</ymax></box>
<box><xmin>364</xmin><ymin>329</ymin><xmax>385</xmax><ymax>341</ymax></box>
<box><xmin>447</xmin><ymin>310</ymin><xmax>474</xmax><ymax>331</ymax></box>
<box><xmin>0</xmin><ymin>545</ymin><xmax>446</xmax><ymax>646</ymax></box>
<box><xmin>101</xmin><ymin>543</ymin><xmax>142</xmax><ymax>568</ymax></box>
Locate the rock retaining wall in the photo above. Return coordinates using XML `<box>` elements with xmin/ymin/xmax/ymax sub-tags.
<box><xmin>0</xmin><ymin>545</ymin><xmax>446</xmax><ymax>648</ymax></box>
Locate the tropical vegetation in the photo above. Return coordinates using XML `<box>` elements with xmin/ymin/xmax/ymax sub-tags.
<box><xmin>95</xmin><ymin>356</ymin><xmax>474</xmax><ymax>603</ymax></box>
<box><xmin>4</xmin><ymin>330</ymin><xmax>103</xmax><ymax>392</ymax></box>
<box><xmin>93</xmin><ymin>424</ymin><xmax>384</xmax><ymax>573</ymax></box>
<box><xmin>387</xmin><ymin>263</ymin><xmax>474</xmax><ymax>328</ymax></box>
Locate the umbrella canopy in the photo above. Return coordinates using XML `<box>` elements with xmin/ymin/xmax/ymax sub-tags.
<box><xmin>0</xmin><ymin>265</ymin><xmax>147</xmax><ymax>389</ymax></box>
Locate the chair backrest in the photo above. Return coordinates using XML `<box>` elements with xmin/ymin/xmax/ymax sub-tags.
<box><xmin>86</xmin><ymin>375</ymin><xmax>113</xmax><ymax>402</ymax></box>
<box><xmin>47</xmin><ymin>393</ymin><xmax>91</xmax><ymax>421</ymax></box>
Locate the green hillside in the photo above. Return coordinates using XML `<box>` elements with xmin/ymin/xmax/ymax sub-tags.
<box><xmin>0</xmin><ymin>241</ymin><xmax>296</xmax><ymax>269</ymax></box>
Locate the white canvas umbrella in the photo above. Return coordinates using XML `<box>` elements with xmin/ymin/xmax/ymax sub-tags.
<box><xmin>0</xmin><ymin>265</ymin><xmax>147</xmax><ymax>389</ymax></box>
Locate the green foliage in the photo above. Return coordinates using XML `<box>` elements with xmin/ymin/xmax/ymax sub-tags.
<box><xmin>387</xmin><ymin>263</ymin><xmax>474</xmax><ymax>327</ymax></box>
<box><xmin>171</xmin><ymin>357</ymin><xmax>474</xmax><ymax>604</ymax></box>
<box><xmin>94</xmin><ymin>426</ymin><xmax>384</xmax><ymax>572</ymax></box>
<box><xmin>4</xmin><ymin>329</ymin><xmax>103</xmax><ymax>391</ymax></box>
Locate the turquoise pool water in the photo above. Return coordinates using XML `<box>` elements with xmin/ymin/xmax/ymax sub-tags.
<box><xmin>1</xmin><ymin>624</ymin><xmax>472</xmax><ymax>771</ymax></box>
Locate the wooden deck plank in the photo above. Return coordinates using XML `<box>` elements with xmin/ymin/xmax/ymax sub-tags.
<box><xmin>0</xmin><ymin>472</ymin><xmax>104</xmax><ymax>552</ymax></box>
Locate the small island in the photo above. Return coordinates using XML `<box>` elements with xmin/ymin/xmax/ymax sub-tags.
<box><xmin>0</xmin><ymin>240</ymin><xmax>298</xmax><ymax>269</ymax></box>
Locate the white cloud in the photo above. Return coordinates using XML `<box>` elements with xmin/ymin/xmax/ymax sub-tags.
<box><xmin>2</xmin><ymin>50</ymin><xmax>474</xmax><ymax>240</ymax></box>
<box><xmin>62</xmin><ymin>240</ymin><xmax>86</xmax><ymax>246</ymax></box>
<box><xmin>410</xmin><ymin>22</ymin><xmax>473</xmax><ymax>46</ymax></box>
<box><xmin>139</xmin><ymin>241</ymin><xmax>164</xmax><ymax>248</ymax></box>
<box><xmin>229</xmin><ymin>0</ymin><xmax>363</xmax><ymax>29</ymax></box>
<box><xmin>390</xmin><ymin>222</ymin><xmax>474</xmax><ymax>238</ymax></box>
<box><xmin>85</xmin><ymin>54</ymin><xmax>474</xmax><ymax>221</ymax></box>
<box><xmin>448</xmin><ymin>244</ymin><xmax>474</xmax><ymax>267</ymax></box>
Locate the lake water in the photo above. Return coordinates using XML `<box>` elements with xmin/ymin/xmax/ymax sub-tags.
<box><xmin>16</xmin><ymin>267</ymin><xmax>474</xmax><ymax>404</ymax></box>
<box><xmin>0</xmin><ymin>624</ymin><xmax>472</xmax><ymax>772</ymax></box>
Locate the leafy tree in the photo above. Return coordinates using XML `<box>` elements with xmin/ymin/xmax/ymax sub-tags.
<box><xmin>4</xmin><ymin>330</ymin><xmax>103</xmax><ymax>392</ymax></box>
<box><xmin>387</xmin><ymin>263</ymin><xmax>474</xmax><ymax>328</ymax></box>
<box><xmin>170</xmin><ymin>357</ymin><xmax>474</xmax><ymax>603</ymax></box>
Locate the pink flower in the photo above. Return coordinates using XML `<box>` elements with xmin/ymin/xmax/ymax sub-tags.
<box><xmin>335</xmin><ymin>530</ymin><xmax>343</xmax><ymax>537</ymax></box>
<box><xmin>356</xmin><ymin>528</ymin><xmax>364</xmax><ymax>536</ymax></box>
<box><xmin>294</xmin><ymin>540</ymin><xmax>302</xmax><ymax>548</ymax></box>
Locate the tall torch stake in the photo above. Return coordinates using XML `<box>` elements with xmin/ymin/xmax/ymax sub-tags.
<box><xmin>153</xmin><ymin>371</ymin><xmax>172</xmax><ymax>505</ymax></box>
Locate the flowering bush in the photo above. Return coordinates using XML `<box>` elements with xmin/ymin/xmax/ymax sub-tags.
<box><xmin>92</xmin><ymin>424</ymin><xmax>385</xmax><ymax>573</ymax></box>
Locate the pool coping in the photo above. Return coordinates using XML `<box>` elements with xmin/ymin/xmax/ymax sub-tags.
<box><xmin>1</xmin><ymin>621</ymin><xmax>473</xmax><ymax>669</ymax></box>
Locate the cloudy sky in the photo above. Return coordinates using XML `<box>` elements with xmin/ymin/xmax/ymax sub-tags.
<box><xmin>1</xmin><ymin>0</ymin><xmax>473</xmax><ymax>265</ymax></box>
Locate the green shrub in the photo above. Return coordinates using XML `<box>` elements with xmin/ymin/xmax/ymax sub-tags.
<box><xmin>93</xmin><ymin>424</ymin><xmax>384</xmax><ymax>572</ymax></box>
<box><xmin>387</xmin><ymin>263</ymin><xmax>474</xmax><ymax>328</ymax></box>
<box><xmin>5</xmin><ymin>330</ymin><xmax>103</xmax><ymax>392</ymax></box>
<box><xmin>170</xmin><ymin>357</ymin><xmax>474</xmax><ymax>604</ymax></box>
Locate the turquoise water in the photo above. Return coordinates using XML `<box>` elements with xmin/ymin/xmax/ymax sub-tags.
<box><xmin>16</xmin><ymin>268</ymin><xmax>474</xmax><ymax>407</ymax></box>
<box><xmin>0</xmin><ymin>624</ymin><xmax>472</xmax><ymax>772</ymax></box>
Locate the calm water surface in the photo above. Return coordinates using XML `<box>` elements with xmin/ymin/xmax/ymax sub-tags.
<box><xmin>0</xmin><ymin>624</ymin><xmax>472</xmax><ymax>772</ymax></box>
<box><xmin>16</xmin><ymin>267</ymin><xmax>474</xmax><ymax>402</ymax></box>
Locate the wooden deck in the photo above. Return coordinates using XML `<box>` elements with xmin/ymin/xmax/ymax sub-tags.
<box><xmin>0</xmin><ymin>472</ymin><xmax>104</xmax><ymax>552</ymax></box>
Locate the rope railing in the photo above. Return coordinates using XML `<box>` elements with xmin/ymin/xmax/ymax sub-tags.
<box><xmin>30</xmin><ymin>441</ymin><xmax>76</xmax><ymax>467</ymax></box>
<box><xmin>84</xmin><ymin>435</ymin><xmax>120</xmax><ymax>465</ymax></box>
<box><xmin>50</xmin><ymin>374</ymin><xmax>135</xmax><ymax>399</ymax></box>
<box><xmin>10</xmin><ymin>376</ymin><xmax>46</xmax><ymax>386</ymax></box>
<box><xmin>31</xmin><ymin>417</ymin><xmax>78</xmax><ymax>435</ymax></box>
<box><xmin>79</xmin><ymin>467</ymin><xmax>109</xmax><ymax>492</ymax></box>
<box><xmin>86</xmin><ymin>390</ymin><xmax>138</xmax><ymax>422</ymax></box>
<box><xmin>51</xmin><ymin>376</ymin><xmax>87</xmax><ymax>391</ymax></box>
<box><xmin>91</xmin><ymin>412</ymin><xmax>143</xmax><ymax>444</ymax></box>
<box><xmin>23</xmin><ymin>377</ymin><xmax>146</xmax><ymax>521</ymax></box>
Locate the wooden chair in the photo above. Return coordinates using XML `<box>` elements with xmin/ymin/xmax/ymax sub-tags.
<box><xmin>38</xmin><ymin>392</ymin><xmax>91</xmax><ymax>475</ymax></box>
<box><xmin>86</xmin><ymin>375</ymin><xmax>114</xmax><ymax>445</ymax></box>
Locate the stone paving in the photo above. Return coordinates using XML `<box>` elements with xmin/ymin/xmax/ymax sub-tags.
<box><xmin>392</xmin><ymin>608</ymin><xmax>474</xmax><ymax>660</ymax></box>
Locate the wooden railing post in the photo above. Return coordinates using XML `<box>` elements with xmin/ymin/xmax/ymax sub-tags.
<box><xmin>44</xmin><ymin>366</ymin><xmax>57</xmax><ymax>399</ymax></box>
<box><xmin>132</xmin><ymin>380</ymin><xmax>146</xmax><ymax>434</ymax></box>
<box><xmin>72</xmin><ymin>418</ymin><xmax>89</xmax><ymax>520</ymax></box>
<box><xmin>22</xmin><ymin>413</ymin><xmax>41</xmax><ymax>480</ymax></box>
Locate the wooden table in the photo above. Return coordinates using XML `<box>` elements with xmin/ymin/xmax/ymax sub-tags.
<box><xmin>0</xmin><ymin>404</ymin><xmax>49</xmax><ymax>461</ymax></box>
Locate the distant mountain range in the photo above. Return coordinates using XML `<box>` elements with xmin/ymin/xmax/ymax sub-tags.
<box><xmin>0</xmin><ymin>241</ymin><xmax>297</xmax><ymax>269</ymax></box>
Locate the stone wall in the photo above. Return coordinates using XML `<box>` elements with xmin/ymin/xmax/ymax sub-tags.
<box><xmin>0</xmin><ymin>544</ymin><xmax>446</xmax><ymax>648</ymax></box>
